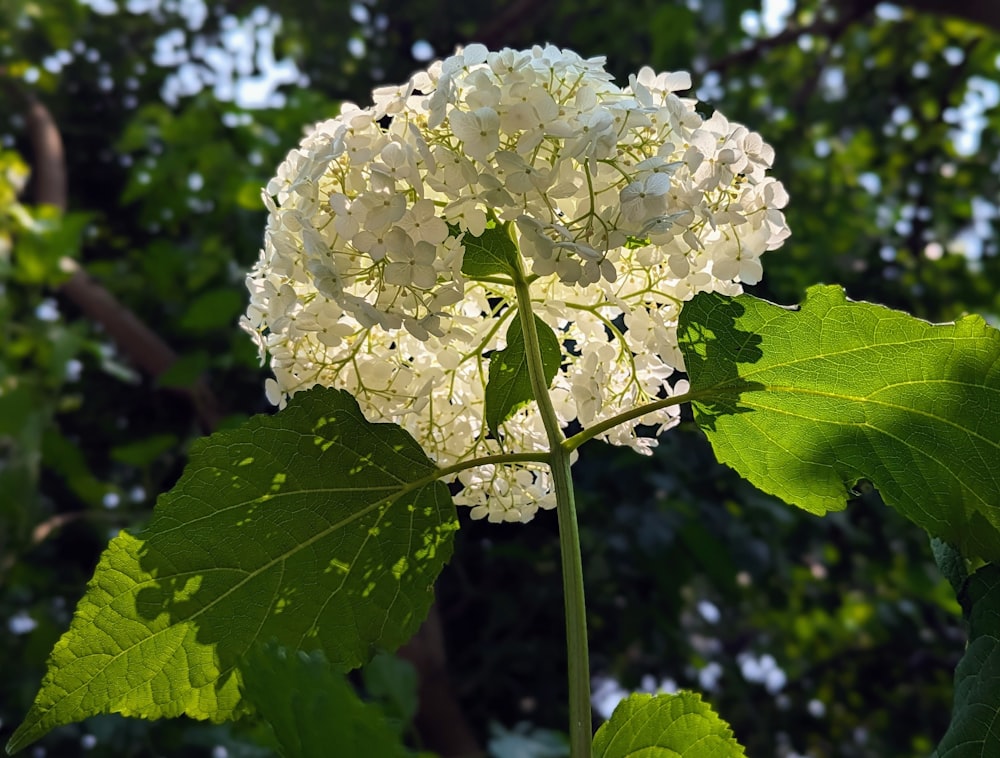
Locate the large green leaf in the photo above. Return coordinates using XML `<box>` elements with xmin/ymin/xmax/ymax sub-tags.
<box><xmin>6</xmin><ymin>387</ymin><xmax>458</xmax><ymax>754</ymax></box>
<box><xmin>932</xmin><ymin>564</ymin><xmax>1000</xmax><ymax>758</ymax></box>
<box><xmin>677</xmin><ymin>285</ymin><xmax>1000</xmax><ymax>562</ymax></box>
<box><xmin>485</xmin><ymin>313</ymin><xmax>561</xmax><ymax>436</ymax></box>
<box><xmin>592</xmin><ymin>691</ymin><xmax>746</xmax><ymax>757</ymax></box>
<box><xmin>241</xmin><ymin>643</ymin><xmax>409</xmax><ymax>758</ymax></box>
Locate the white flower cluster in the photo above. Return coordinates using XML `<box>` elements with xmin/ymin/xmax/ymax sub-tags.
<box><xmin>243</xmin><ymin>44</ymin><xmax>789</xmax><ymax>523</ymax></box>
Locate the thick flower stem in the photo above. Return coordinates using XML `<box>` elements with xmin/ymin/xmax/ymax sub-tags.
<box><xmin>512</xmin><ymin>259</ymin><xmax>592</xmax><ymax>758</ymax></box>
<box><xmin>547</xmin><ymin>444</ymin><xmax>592</xmax><ymax>758</ymax></box>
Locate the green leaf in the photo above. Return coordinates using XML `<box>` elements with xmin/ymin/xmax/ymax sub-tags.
<box><xmin>179</xmin><ymin>289</ymin><xmax>246</xmax><ymax>333</ymax></box>
<box><xmin>42</xmin><ymin>428</ymin><xmax>109</xmax><ymax>506</ymax></box>
<box><xmin>459</xmin><ymin>221</ymin><xmax>519</xmax><ymax>280</ymax></box>
<box><xmin>13</xmin><ymin>208</ymin><xmax>90</xmax><ymax>285</ymax></box>
<box><xmin>236</xmin><ymin>180</ymin><xmax>267</xmax><ymax>210</ymax></box>
<box><xmin>156</xmin><ymin>351</ymin><xmax>210</xmax><ymax>389</ymax></box>
<box><xmin>931</xmin><ymin>538</ymin><xmax>970</xmax><ymax>598</ymax></box>
<box><xmin>592</xmin><ymin>691</ymin><xmax>746</xmax><ymax>757</ymax></box>
<box><xmin>110</xmin><ymin>433</ymin><xmax>179</xmax><ymax>468</ymax></box>
<box><xmin>485</xmin><ymin>314</ymin><xmax>561</xmax><ymax>436</ymax></box>
<box><xmin>361</xmin><ymin>653</ymin><xmax>420</xmax><ymax>732</ymax></box>
<box><xmin>361</xmin><ymin>651</ymin><xmax>419</xmax><ymax>730</ymax></box>
<box><xmin>6</xmin><ymin>387</ymin><xmax>458</xmax><ymax>754</ymax></box>
<box><xmin>677</xmin><ymin>285</ymin><xmax>1000</xmax><ymax>562</ymax></box>
<box><xmin>932</xmin><ymin>565</ymin><xmax>1000</xmax><ymax>758</ymax></box>
<box><xmin>242</xmin><ymin>643</ymin><xmax>409</xmax><ymax>758</ymax></box>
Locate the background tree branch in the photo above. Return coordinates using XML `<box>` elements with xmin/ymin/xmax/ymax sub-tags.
<box><xmin>19</xmin><ymin>89</ymin><xmax>222</xmax><ymax>432</ymax></box>
<box><xmin>707</xmin><ymin>0</ymin><xmax>877</xmax><ymax>73</ymax></box>
<box><xmin>884</xmin><ymin>0</ymin><xmax>1000</xmax><ymax>32</ymax></box>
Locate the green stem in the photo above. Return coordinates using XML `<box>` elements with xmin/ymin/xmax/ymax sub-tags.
<box><xmin>563</xmin><ymin>392</ymin><xmax>695</xmax><ymax>452</ymax></box>
<box><xmin>433</xmin><ymin>451</ymin><xmax>552</xmax><ymax>480</ymax></box>
<box><xmin>512</xmin><ymin>255</ymin><xmax>592</xmax><ymax>758</ymax></box>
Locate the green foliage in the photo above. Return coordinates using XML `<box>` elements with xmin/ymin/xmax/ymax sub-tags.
<box><xmin>678</xmin><ymin>285</ymin><xmax>1000</xmax><ymax>562</ymax></box>
<box><xmin>0</xmin><ymin>149</ymin><xmax>101</xmax><ymax>558</ymax></box>
<box><xmin>3</xmin><ymin>0</ymin><xmax>1000</xmax><ymax>755</ymax></box>
<box><xmin>932</xmin><ymin>538</ymin><xmax>971</xmax><ymax>598</ymax></box>
<box><xmin>361</xmin><ymin>652</ymin><xmax>420</xmax><ymax>730</ymax></box>
<box><xmin>932</xmin><ymin>565</ymin><xmax>1000</xmax><ymax>757</ymax></box>
<box><xmin>9</xmin><ymin>206</ymin><xmax>89</xmax><ymax>286</ymax></box>
<box><xmin>459</xmin><ymin>221</ymin><xmax>520</xmax><ymax>280</ymax></box>
<box><xmin>241</xmin><ymin>643</ymin><xmax>412</xmax><ymax>758</ymax></box>
<box><xmin>486</xmin><ymin>313</ymin><xmax>562</xmax><ymax>436</ymax></box>
<box><xmin>592</xmin><ymin>692</ymin><xmax>746</xmax><ymax>757</ymax></box>
<box><xmin>5</xmin><ymin>388</ymin><xmax>458</xmax><ymax>754</ymax></box>
<box><xmin>178</xmin><ymin>289</ymin><xmax>246</xmax><ymax>334</ymax></box>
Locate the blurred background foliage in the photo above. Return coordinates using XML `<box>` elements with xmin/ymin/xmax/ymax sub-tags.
<box><xmin>1</xmin><ymin>0</ymin><xmax>998</xmax><ymax>756</ymax></box>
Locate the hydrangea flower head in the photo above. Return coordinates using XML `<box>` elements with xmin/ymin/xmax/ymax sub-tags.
<box><xmin>243</xmin><ymin>44</ymin><xmax>790</xmax><ymax>522</ymax></box>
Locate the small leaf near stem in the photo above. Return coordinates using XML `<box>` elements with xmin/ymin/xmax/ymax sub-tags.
<box><xmin>485</xmin><ymin>313</ymin><xmax>562</xmax><ymax>437</ymax></box>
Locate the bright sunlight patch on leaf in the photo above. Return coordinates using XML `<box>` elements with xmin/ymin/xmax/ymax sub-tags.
<box><xmin>6</xmin><ymin>388</ymin><xmax>457</xmax><ymax>754</ymax></box>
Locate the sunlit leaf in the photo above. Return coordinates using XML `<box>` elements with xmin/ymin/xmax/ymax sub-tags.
<box><xmin>592</xmin><ymin>691</ymin><xmax>746</xmax><ymax>757</ymax></box>
<box><xmin>6</xmin><ymin>387</ymin><xmax>458</xmax><ymax>754</ymax></box>
<box><xmin>459</xmin><ymin>221</ymin><xmax>519</xmax><ymax>280</ymax></box>
<box><xmin>13</xmin><ymin>209</ymin><xmax>90</xmax><ymax>286</ymax></box>
<box><xmin>678</xmin><ymin>285</ymin><xmax>1000</xmax><ymax>562</ymax></box>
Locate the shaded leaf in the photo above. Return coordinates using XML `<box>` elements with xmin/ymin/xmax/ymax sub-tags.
<box><xmin>6</xmin><ymin>387</ymin><xmax>458</xmax><ymax>754</ymax></box>
<box><xmin>932</xmin><ymin>565</ymin><xmax>1000</xmax><ymax>758</ymax></box>
<box><xmin>485</xmin><ymin>314</ymin><xmax>561</xmax><ymax>436</ymax></box>
<box><xmin>931</xmin><ymin>538</ymin><xmax>970</xmax><ymax>599</ymax></box>
<box><xmin>156</xmin><ymin>352</ymin><xmax>210</xmax><ymax>389</ymax></box>
<box><xmin>242</xmin><ymin>643</ymin><xmax>409</xmax><ymax>758</ymax></box>
<box><xmin>41</xmin><ymin>428</ymin><xmax>109</xmax><ymax>506</ymax></box>
<box><xmin>110</xmin><ymin>434</ymin><xmax>178</xmax><ymax>468</ymax></box>
<box><xmin>361</xmin><ymin>651</ymin><xmax>419</xmax><ymax>731</ymax></box>
<box><xmin>179</xmin><ymin>289</ymin><xmax>246</xmax><ymax>333</ymax></box>
<box><xmin>592</xmin><ymin>691</ymin><xmax>746</xmax><ymax>757</ymax></box>
<box><xmin>677</xmin><ymin>285</ymin><xmax>1000</xmax><ymax>562</ymax></box>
